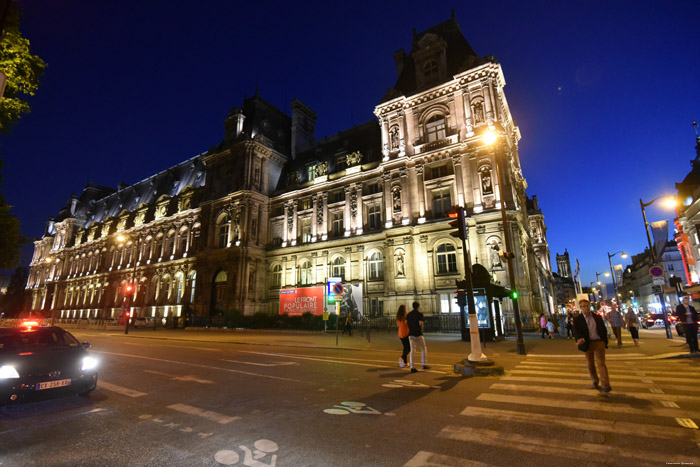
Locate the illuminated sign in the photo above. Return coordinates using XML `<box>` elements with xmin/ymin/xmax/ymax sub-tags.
<box><xmin>279</xmin><ymin>287</ymin><xmax>324</xmax><ymax>316</ymax></box>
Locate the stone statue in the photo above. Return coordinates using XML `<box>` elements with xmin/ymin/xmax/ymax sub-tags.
<box><xmin>396</xmin><ymin>253</ymin><xmax>405</xmax><ymax>276</ymax></box>
<box><xmin>392</xmin><ymin>188</ymin><xmax>401</xmax><ymax>213</ymax></box>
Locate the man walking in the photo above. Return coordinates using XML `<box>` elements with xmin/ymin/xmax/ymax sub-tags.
<box><xmin>675</xmin><ymin>296</ymin><xmax>699</xmax><ymax>354</ymax></box>
<box><xmin>608</xmin><ymin>305</ymin><xmax>624</xmax><ymax>346</ymax></box>
<box><xmin>407</xmin><ymin>301</ymin><xmax>429</xmax><ymax>373</ymax></box>
<box><xmin>573</xmin><ymin>299</ymin><xmax>611</xmax><ymax>392</ymax></box>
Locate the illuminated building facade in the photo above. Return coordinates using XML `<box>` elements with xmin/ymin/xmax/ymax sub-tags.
<box><xmin>27</xmin><ymin>15</ymin><xmax>554</xmax><ymax>327</ymax></box>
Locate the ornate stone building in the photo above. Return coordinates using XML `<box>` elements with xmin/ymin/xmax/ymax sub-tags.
<box><xmin>27</xmin><ymin>15</ymin><xmax>554</xmax><ymax>327</ymax></box>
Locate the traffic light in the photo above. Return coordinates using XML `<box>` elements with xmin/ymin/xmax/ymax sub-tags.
<box><xmin>498</xmin><ymin>250</ymin><xmax>515</xmax><ymax>261</ymax></box>
<box><xmin>448</xmin><ymin>208</ymin><xmax>467</xmax><ymax>241</ymax></box>
<box><xmin>455</xmin><ymin>290</ymin><xmax>467</xmax><ymax>307</ymax></box>
<box><xmin>509</xmin><ymin>289</ymin><xmax>518</xmax><ymax>300</ymax></box>
<box><xmin>125</xmin><ymin>284</ymin><xmax>134</xmax><ymax>295</ymax></box>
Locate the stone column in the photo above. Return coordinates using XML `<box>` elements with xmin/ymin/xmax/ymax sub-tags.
<box><xmin>482</xmin><ymin>78</ymin><xmax>495</xmax><ymax>129</ymax></box>
<box><xmin>282</xmin><ymin>201</ymin><xmax>289</xmax><ymax>247</ymax></box>
<box><xmin>462</xmin><ymin>89</ymin><xmax>474</xmax><ymax>137</ymax></box>
<box><xmin>344</xmin><ymin>186</ymin><xmax>352</xmax><ymax>236</ymax></box>
<box><xmin>452</xmin><ymin>155</ymin><xmax>466</xmax><ymax>207</ymax></box>
<box><xmin>383</xmin><ymin>172</ymin><xmax>392</xmax><ymax>228</ymax></box>
<box><xmin>321</xmin><ymin>192</ymin><xmax>329</xmax><ymax>241</ymax></box>
<box><xmin>354</xmin><ymin>182</ymin><xmax>363</xmax><ymax>235</ymax></box>
<box><xmin>311</xmin><ymin>195</ymin><xmax>318</xmax><ymax>242</ymax></box>
<box><xmin>400</xmin><ymin>167</ymin><xmax>409</xmax><ymax>224</ymax></box>
<box><xmin>416</xmin><ymin>165</ymin><xmax>426</xmax><ymax>223</ymax></box>
<box><xmin>397</xmin><ymin>111</ymin><xmax>406</xmax><ymax>157</ymax></box>
<box><xmin>380</xmin><ymin>117</ymin><xmax>389</xmax><ymax>161</ymax></box>
<box><xmin>291</xmin><ymin>200</ymin><xmax>298</xmax><ymax>246</ymax></box>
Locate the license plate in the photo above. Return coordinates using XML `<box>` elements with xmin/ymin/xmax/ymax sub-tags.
<box><xmin>36</xmin><ymin>379</ymin><xmax>72</xmax><ymax>390</ymax></box>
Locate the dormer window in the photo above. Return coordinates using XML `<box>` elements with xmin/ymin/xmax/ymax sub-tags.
<box><xmin>425</xmin><ymin>114</ymin><xmax>446</xmax><ymax>142</ymax></box>
<box><xmin>307</xmin><ymin>165</ymin><xmax>317</xmax><ymax>181</ymax></box>
<box><xmin>424</xmin><ymin>60</ymin><xmax>439</xmax><ymax>77</ymax></box>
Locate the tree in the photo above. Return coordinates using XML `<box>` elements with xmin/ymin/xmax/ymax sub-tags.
<box><xmin>0</xmin><ymin>266</ymin><xmax>28</xmax><ymax>317</ymax></box>
<box><xmin>0</xmin><ymin>7</ymin><xmax>46</xmax><ymax>132</ymax></box>
<box><xmin>0</xmin><ymin>7</ymin><xmax>46</xmax><ymax>268</ymax></box>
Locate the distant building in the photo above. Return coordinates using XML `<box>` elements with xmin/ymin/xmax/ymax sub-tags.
<box><xmin>674</xmin><ymin>133</ymin><xmax>700</xmax><ymax>302</ymax></box>
<box><xmin>26</xmin><ymin>14</ymin><xmax>554</xmax><ymax>329</ymax></box>
<box><xmin>556</xmin><ymin>249</ymin><xmax>573</xmax><ymax>279</ymax></box>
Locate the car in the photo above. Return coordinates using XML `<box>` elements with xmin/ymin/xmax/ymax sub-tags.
<box><xmin>0</xmin><ymin>322</ymin><xmax>98</xmax><ymax>405</ymax></box>
<box><xmin>132</xmin><ymin>317</ymin><xmax>156</xmax><ymax>328</ymax></box>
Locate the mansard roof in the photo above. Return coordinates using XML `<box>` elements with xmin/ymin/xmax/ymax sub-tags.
<box><xmin>274</xmin><ymin>120</ymin><xmax>381</xmax><ymax>193</ymax></box>
<box><xmin>676</xmin><ymin>136</ymin><xmax>700</xmax><ymax>201</ymax></box>
<box><xmin>384</xmin><ymin>13</ymin><xmax>484</xmax><ymax>101</ymax></box>
<box><xmin>52</xmin><ymin>155</ymin><xmax>206</xmax><ymax>231</ymax></box>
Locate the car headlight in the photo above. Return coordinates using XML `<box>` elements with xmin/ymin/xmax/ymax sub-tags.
<box><xmin>0</xmin><ymin>365</ymin><xmax>20</xmax><ymax>379</ymax></box>
<box><xmin>81</xmin><ymin>357</ymin><xmax>98</xmax><ymax>371</ymax></box>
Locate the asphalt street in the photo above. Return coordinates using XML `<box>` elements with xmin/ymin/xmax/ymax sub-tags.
<box><xmin>0</xmin><ymin>325</ymin><xmax>698</xmax><ymax>466</ymax></box>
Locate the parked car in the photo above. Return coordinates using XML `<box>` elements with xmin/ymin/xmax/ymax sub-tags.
<box><xmin>132</xmin><ymin>317</ymin><xmax>156</xmax><ymax>328</ymax></box>
<box><xmin>0</xmin><ymin>322</ymin><xmax>98</xmax><ymax>404</ymax></box>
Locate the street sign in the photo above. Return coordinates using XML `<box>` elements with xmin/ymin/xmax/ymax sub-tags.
<box><xmin>652</xmin><ymin>285</ymin><xmax>663</xmax><ymax>294</ymax></box>
<box><xmin>649</xmin><ymin>266</ymin><xmax>664</xmax><ymax>278</ymax></box>
<box><xmin>332</xmin><ymin>282</ymin><xmax>344</xmax><ymax>296</ymax></box>
<box><xmin>327</xmin><ymin>277</ymin><xmax>342</xmax><ymax>303</ymax></box>
<box><xmin>652</xmin><ymin>276</ymin><xmax>665</xmax><ymax>285</ymax></box>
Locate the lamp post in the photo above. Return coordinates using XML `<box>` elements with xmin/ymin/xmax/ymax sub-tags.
<box><xmin>607</xmin><ymin>251</ymin><xmax>628</xmax><ymax>303</ymax></box>
<box><xmin>484</xmin><ymin>129</ymin><xmax>526</xmax><ymax>355</ymax></box>
<box><xmin>640</xmin><ymin>195</ymin><xmax>677</xmax><ymax>339</ymax></box>
<box><xmin>117</xmin><ymin>234</ymin><xmax>141</xmax><ymax>335</ymax></box>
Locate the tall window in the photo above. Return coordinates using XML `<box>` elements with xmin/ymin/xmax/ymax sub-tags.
<box><xmin>301</xmin><ymin>218</ymin><xmax>312</xmax><ymax>243</ymax></box>
<box><xmin>307</xmin><ymin>165</ymin><xmax>316</xmax><ymax>181</ymax></box>
<box><xmin>426</xmin><ymin>114</ymin><xmax>446</xmax><ymax>142</ymax></box>
<box><xmin>175</xmin><ymin>272</ymin><xmax>184</xmax><ymax>304</ymax></box>
<box><xmin>188</xmin><ymin>271</ymin><xmax>197</xmax><ymax>303</ymax></box>
<box><xmin>432</xmin><ymin>189</ymin><xmax>452</xmax><ymax>218</ymax></box>
<box><xmin>178</xmin><ymin>229</ymin><xmax>189</xmax><ymax>255</ymax></box>
<box><xmin>162</xmin><ymin>275</ymin><xmax>172</xmax><ymax>302</ymax></box>
<box><xmin>368</xmin><ymin>251</ymin><xmax>384</xmax><ymax>280</ymax></box>
<box><xmin>165</xmin><ymin>233</ymin><xmax>175</xmax><ymax>258</ymax></box>
<box><xmin>424</xmin><ymin>60</ymin><xmax>438</xmax><ymax>77</ymax></box>
<box><xmin>271</xmin><ymin>264</ymin><xmax>282</xmax><ymax>288</ymax></box>
<box><xmin>332</xmin><ymin>257</ymin><xmax>345</xmax><ymax>280</ymax></box>
<box><xmin>368</xmin><ymin>205</ymin><xmax>382</xmax><ymax>230</ymax></box>
<box><xmin>436</xmin><ymin>243</ymin><xmax>458</xmax><ymax>274</ymax></box>
<box><xmin>154</xmin><ymin>237</ymin><xmax>164</xmax><ymax>260</ymax></box>
<box><xmin>218</xmin><ymin>216</ymin><xmax>230</xmax><ymax>248</ymax></box>
<box><xmin>332</xmin><ymin>212</ymin><xmax>344</xmax><ymax>237</ymax></box>
<box><xmin>299</xmin><ymin>261</ymin><xmax>312</xmax><ymax>286</ymax></box>
<box><xmin>214</xmin><ymin>271</ymin><xmax>227</xmax><ymax>310</ymax></box>
<box><xmin>144</xmin><ymin>239</ymin><xmax>153</xmax><ymax>261</ymax></box>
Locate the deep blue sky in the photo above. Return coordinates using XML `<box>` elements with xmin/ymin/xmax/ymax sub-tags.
<box><xmin>2</xmin><ymin>0</ymin><xmax>699</xmax><ymax>289</ymax></box>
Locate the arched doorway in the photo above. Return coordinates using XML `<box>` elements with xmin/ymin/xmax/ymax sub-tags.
<box><xmin>210</xmin><ymin>270</ymin><xmax>228</xmax><ymax>316</ymax></box>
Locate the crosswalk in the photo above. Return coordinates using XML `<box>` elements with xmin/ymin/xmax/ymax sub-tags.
<box><xmin>406</xmin><ymin>356</ymin><xmax>700</xmax><ymax>466</ymax></box>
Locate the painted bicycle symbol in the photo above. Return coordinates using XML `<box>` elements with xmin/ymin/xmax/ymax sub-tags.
<box><xmin>214</xmin><ymin>439</ymin><xmax>279</xmax><ymax>466</ymax></box>
<box><xmin>324</xmin><ymin>401</ymin><xmax>393</xmax><ymax>416</ymax></box>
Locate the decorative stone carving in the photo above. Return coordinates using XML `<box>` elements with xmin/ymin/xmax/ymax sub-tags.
<box><xmin>391</xmin><ymin>186</ymin><xmax>402</xmax><ymax>213</ymax></box>
<box><xmin>350</xmin><ymin>189</ymin><xmax>358</xmax><ymax>219</ymax></box>
<box><xmin>389</xmin><ymin>126</ymin><xmax>400</xmax><ymax>150</ymax></box>
<box><xmin>346</xmin><ymin>151</ymin><xmax>362</xmax><ymax>167</ymax></box>
<box><xmin>287</xmin><ymin>205</ymin><xmax>294</xmax><ymax>232</ymax></box>
<box><xmin>288</xmin><ymin>171</ymin><xmax>300</xmax><ymax>185</ymax></box>
<box><xmin>316</xmin><ymin>194</ymin><xmax>324</xmax><ymax>225</ymax></box>
<box><xmin>394</xmin><ymin>248</ymin><xmax>406</xmax><ymax>277</ymax></box>
<box><xmin>472</xmin><ymin>101</ymin><xmax>484</xmax><ymax>123</ymax></box>
<box><xmin>316</xmin><ymin>161</ymin><xmax>328</xmax><ymax>176</ymax></box>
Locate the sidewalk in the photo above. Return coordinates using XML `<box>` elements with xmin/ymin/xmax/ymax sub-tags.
<box><xmin>88</xmin><ymin>325</ymin><xmax>697</xmax><ymax>363</ymax></box>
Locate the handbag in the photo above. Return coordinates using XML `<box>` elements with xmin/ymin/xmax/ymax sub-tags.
<box><xmin>577</xmin><ymin>341</ymin><xmax>589</xmax><ymax>352</ymax></box>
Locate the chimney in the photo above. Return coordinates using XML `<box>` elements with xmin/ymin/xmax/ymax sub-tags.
<box><xmin>225</xmin><ymin>107</ymin><xmax>246</xmax><ymax>143</ymax></box>
<box><xmin>290</xmin><ymin>99</ymin><xmax>316</xmax><ymax>160</ymax></box>
<box><xmin>393</xmin><ymin>49</ymin><xmax>407</xmax><ymax>78</ymax></box>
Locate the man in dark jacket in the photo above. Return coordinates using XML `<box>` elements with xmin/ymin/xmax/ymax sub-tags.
<box><xmin>675</xmin><ymin>296</ymin><xmax>699</xmax><ymax>354</ymax></box>
<box><xmin>573</xmin><ymin>299</ymin><xmax>611</xmax><ymax>392</ymax></box>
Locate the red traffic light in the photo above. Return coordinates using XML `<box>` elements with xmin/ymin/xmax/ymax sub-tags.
<box><xmin>125</xmin><ymin>284</ymin><xmax>134</xmax><ymax>294</ymax></box>
<box><xmin>448</xmin><ymin>208</ymin><xmax>467</xmax><ymax>241</ymax></box>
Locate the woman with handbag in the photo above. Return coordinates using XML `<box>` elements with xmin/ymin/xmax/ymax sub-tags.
<box><xmin>625</xmin><ymin>307</ymin><xmax>640</xmax><ymax>347</ymax></box>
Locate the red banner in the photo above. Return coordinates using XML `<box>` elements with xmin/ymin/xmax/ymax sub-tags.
<box><xmin>279</xmin><ymin>287</ymin><xmax>324</xmax><ymax>316</ymax></box>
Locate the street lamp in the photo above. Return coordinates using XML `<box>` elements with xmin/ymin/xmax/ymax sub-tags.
<box><xmin>607</xmin><ymin>251</ymin><xmax>628</xmax><ymax>302</ymax></box>
<box><xmin>595</xmin><ymin>271</ymin><xmax>609</xmax><ymax>286</ymax></box>
<box><xmin>640</xmin><ymin>195</ymin><xmax>677</xmax><ymax>339</ymax></box>
<box><xmin>483</xmin><ymin>128</ymin><xmax>526</xmax><ymax>355</ymax></box>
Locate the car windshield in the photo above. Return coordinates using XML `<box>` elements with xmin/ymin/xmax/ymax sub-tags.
<box><xmin>0</xmin><ymin>328</ymin><xmax>80</xmax><ymax>353</ymax></box>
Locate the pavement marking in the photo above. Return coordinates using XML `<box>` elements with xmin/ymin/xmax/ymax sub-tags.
<box><xmin>523</xmin><ymin>353</ymin><xmax>645</xmax><ymax>359</ymax></box>
<box><xmin>404</xmin><ymin>451</ymin><xmax>495</xmax><ymax>467</ymax></box>
<box><xmin>382</xmin><ymin>379</ymin><xmax>430</xmax><ymax>389</ymax></box>
<box><xmin>500</xmin><ymin>375</ymin><xmax>698</xmax><ymax>392</ymax></box>
<box><xmin>240</xmin><ymin>350</ymin><xmax>452</xmax><ymax>371</ymax></box>
<box><xmin>94</xmin><ymin>350</ymin><xmax>310</xmax><ymax>384</ymax></box>
<box><xmin>490</xmin><ymin>383</ymin><xmax>700</xmax><ymax>403</ymax></box>
<box><xmin>662</xmin><ymin>401</ymin><xmax>680</xmax><ymax>408</ymax></box>
<box><xmin>167</xmin><ymin>403</ymin><xmax>239</xmax><ymax>424</ymax></box>
<box><xmin>676</xmin><ymin>418</ymin><xmax>699</xmax><ymax>429</ymax></box>
<box><xmin>144</xmin><ymin>369</ymin><xmax>215</xmax><ymax>384</ymax></box>
<box><xmin>509</xmin><ymin>369</ymin><xmax>700</xmax><ymax>383</ymax></box>
<box><xmin>477</xmin><ymin>393</ymin><xmax>700</xmax><ymax>419</ymax></box>
<box><xmin>437</xmin><ymin>425</ymin><xmax>698</xmax><ymax>466</ymax></box>
<box><xmin>98</xmin><ymin>381</ymin><xmax>147</xmax><ymax>398</ymax></box>
<box><xmin>221</xmin><ymin>359</ymin><xmax>299</xmax><ymax>367</ymax></box>
<box><xmin>460</xmin><ymin>406</ymin><xmax>700</xmax><ymax>442</ymax></box>
<box><xmin>515</xmin><ymin>365</ymin><xmax>700</xmax><ymax>377</ymax></box>
<box><xmin>649</xmin><ymin>388</ymin><xmax>665</xmax><ymax>394</ymax></box>
<box><xmin>522</xmin><ymin>360</ymin><xmax>697</xmax><ymax>371</ymax></box>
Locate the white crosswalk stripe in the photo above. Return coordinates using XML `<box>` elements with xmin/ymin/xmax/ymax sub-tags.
<box><xmin>405</xmin><ymin>356</ymin><xmax>700</xmax><ymax>466</ymax></box>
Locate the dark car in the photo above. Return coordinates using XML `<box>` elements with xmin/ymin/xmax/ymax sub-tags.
<box><xmin>0</xmin><ymin>323</ymin><xmax>98</xmax><ymax>404</ymax></box>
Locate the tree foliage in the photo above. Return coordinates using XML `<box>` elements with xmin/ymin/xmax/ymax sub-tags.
<box><xmin>0</xmin><ymin>7</ymin><xmax>46</xmax><ymax>133</ymax></box>
<box><xmin>0</xmin><ymin>266</ymin><xmax>29</xmax><ymax>317</ymax></box>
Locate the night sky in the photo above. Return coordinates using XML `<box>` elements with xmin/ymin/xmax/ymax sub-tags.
<box><xmin>2</xmin><ymin>0</ymin><xmax>699</xmax><ymax>289</ymax></box>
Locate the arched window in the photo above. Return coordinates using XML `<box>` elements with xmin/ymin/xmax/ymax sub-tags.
<box><xmin>368</xmin><ymin>251</ymin><xmax>384</xmax><ymax>280</ymax></box>
<box><xmin>425</xmin><ymin>114</ymin><xmax>446</xmax><ymax>142</ymax></box>
<box><xmin>154</xmin><ymin>235</ymin><xmax>164</xmax><ymax>260</ymax></box>
<box><xmin>174</xmin><ymin>272</ymin><xmax>185</xmax><ymax>304</ymax></box>
<box><xmin>218</xmin><ymin>215</ymin><xmax>230</xmax><ymax>248</ymax></box>
<box><xmin>152</xmin><ymin>276</ymin><xmax>161</xmax><ymax>302</ymax></box>
<box><xmin>424</xmin><ymin>60</ymin><xmax>438</xmax><ymax>77</ymax></box>
<box><xmin>144</xmin><ymin>238</ymin><xmax>153</xmax><ymax>261</ymax></box>
<box><xmin>368</xmin><ymin>205</ymin><xmax>382</xmax><ymax>231</ymax></box>
<box><xmin>188</xmin><ymin>271</ymin><xmax>197</xmax><ymax>303</ymax></box>
<box><xmin>178</xmin><ymin>228</ymin><xmax>189</xmax><ymax>255</ymax></box>
<box><xmin>214</xmin><ymin>270</ymin><xmax>227</xmax><ymax>310</ymax></box>
<box><xmin>299</xmin><ymin>260</ymin><xmax>312</xmax><ymax>286</ymax></box>
<box><xmin>332</xmin><ymin>256</ymin><xmax>345</xmax><ymax>280</ymax></box>
<box><xmin>165</xmin><ymin>231</ymin><xmax>176</xmax><ymax>258</ymax></box>
<box><xmin>271</xmin><ymin>264</ymin><xmax>282</xmax><ymax>288</ymax></box>
<box><xmin>436</xmin><ymin>243</ymin><xmax>458</xmax><ymax>274</ymax></box>
<box><xmin>162</xmin><ymin>275</ymin><xmax>172</xmax><ymax>302</ymax></box>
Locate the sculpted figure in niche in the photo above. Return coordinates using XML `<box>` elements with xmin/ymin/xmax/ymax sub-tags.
<box><xmin>395</xmin><ymin>252</ymin><xmax>405</xmax><ymax>276</ymax></box>
<box><xmin>472</xmin><ymin>102</ymin><xmax>484</xmax><ymax>123</ymax></box>
<box><xmin>392</xmin><ymin>187</ymin><xmax>402</xmax><ymax>213</ymax></box>
<box><xmin>389</xmin><ymin>126</ymin><xmax>400</xmax><ymax>150</ymax></box>
<box><xmin>489</xmin><ymin>240</ymin><xmax>502</xmax><ymax>268</ymax></box>
<box><xmin>481</xmin><ymin>168</ymin><xmax>493</xmax><ymax>195</ymax></box>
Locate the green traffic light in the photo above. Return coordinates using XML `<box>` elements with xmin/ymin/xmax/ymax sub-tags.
<box><xmin>511</xmin><ymin>290</ymin><xmax>518</xmax><ymax>299</ymax></box>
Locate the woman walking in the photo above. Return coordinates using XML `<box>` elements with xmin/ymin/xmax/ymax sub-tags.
<box><xmin>625</xmin><ymin>306</ymin><xmax>640</xmax><ymax>346</ymax></box>
<box><xmin>540</xmin><ymin>313</ymin><xmax>548</xmax><ymax>338</ymax></box>
<box><xmin>396</xmin><ymin>305</ymin><xmax>410</xmax><ymax>368</ymax></box>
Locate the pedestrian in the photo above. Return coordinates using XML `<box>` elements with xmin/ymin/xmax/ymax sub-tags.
<box><xmin>573</xmin><ymin>299</ymin><xmax>611</xmax><ymax>392</ymax></box>
<box><xmin>624</xmin><ymin>306</ymin><xmax>640</xmax><ymax>347</ymax></box>
<box><xmin>608</xmin><ymin>305</ymin><xmax>624</xmax><ymax>347</ymax></box>
<box><xmin>566</xmin><ymin>312</ymin><xmax>574</xmax><ymax>339</ymax></box>
<box><xmin>546</xmin><ymin>319</ymin><xmax>555</xmax><ymax>338</ymax></box>
<box><xmin>539</xmin><ymin>313</ymin><xmax>548</xmax><ymax>338</ymax></box>
<box><xmin>407</xmin><ymin>301</ymin><xmax>429</xmax><ymax>373</ymax></box>
<box><xmin>674</xmin><ymin>296</ymin><xmax>699</xmax><ymax>354</ymax></box>
<box><xmin>342</xmin><ymin>312</ymin><xmax>352</xmax><ymax>336</ymax></box>
<box><xmin>396</xmin><ymin>305</ymin><xmax>410</xmax><ymax>368</ymax></box>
